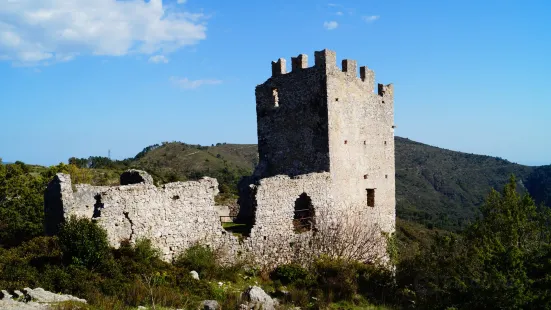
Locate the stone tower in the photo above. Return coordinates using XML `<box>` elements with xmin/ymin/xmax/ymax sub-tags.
<box><xmin>253</xmin><ymin>49</ymin><xmax>395</xmax><ymax>234</ymax></box>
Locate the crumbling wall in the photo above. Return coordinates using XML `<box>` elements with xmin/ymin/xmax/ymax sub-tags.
<box><xmin>45</xmin><ymin>170</ymin><xmax>386</xmax><ymax>266</ymax></box>
<box><xmin>45</xmin><ymin>172</ymin><xmax>240</xmax><ymax>261</ymax></box>
<box><xmin>238</xmin><ymin>173</ymin><xmax>334</xmax><ymax>266</ymax></box>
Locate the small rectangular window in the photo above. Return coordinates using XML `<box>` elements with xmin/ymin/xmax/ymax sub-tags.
<box><xmin>272</xmin><ymin>88</ymin><xmax>279</xmax><ymax>107</ymax></box>
<box><xmin>366</xmin><ymin>189</ymin><xmax>375</xmax><ymax>207</ymax></box>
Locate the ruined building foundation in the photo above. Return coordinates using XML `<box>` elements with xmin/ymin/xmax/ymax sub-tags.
<box><xmin>44</xmin><ymin>49</ymin><xmax>396</xmax><ymax>266</ymax></box>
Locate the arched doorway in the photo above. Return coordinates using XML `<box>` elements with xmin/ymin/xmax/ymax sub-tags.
<box><xmin>293</xmin><ymin>193</ymin><xmax>315</xmax><ymax>233</ymax></box>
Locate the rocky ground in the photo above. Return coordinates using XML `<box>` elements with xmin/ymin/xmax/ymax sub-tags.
<box><xmin>0</xmin><ymin>287</ymin><xmax>86</xmax><ymax>309</ymax></box>
<box><xmin>0</xmin><ymin>284</ymin><xmax>278</xmax><ymax>310</ymax></box>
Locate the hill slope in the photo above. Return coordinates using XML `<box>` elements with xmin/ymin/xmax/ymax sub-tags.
<box><xmin>395</xmin><ymin>137</ymin><xmax>534</xmax><ymax>230</ymax></box>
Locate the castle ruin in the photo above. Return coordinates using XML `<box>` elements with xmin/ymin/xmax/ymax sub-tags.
<box><xmin>44</xmin><ymin>49</ymin><xmax>396</xmax><ymax>266</ymax></box>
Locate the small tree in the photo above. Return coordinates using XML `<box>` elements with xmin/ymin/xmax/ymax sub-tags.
<box><xmin>58</xmin><ymin>216</ymin><xmax>111</xmax><ymax>269</ymax></box>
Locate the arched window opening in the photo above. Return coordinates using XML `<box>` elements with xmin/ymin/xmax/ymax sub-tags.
<box><xmin>294</xmin><ymin>193</ymin><xmax>315</xmax><ymax>233</ymax></box>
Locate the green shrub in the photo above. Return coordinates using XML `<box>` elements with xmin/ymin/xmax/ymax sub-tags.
<box><xmin>174</xmin><ymin>244</ymin><xmax>217</xmax><ymax>278</ymax></box>
<box><xmin>271</xmin><ymin>263</ymin><xmax>309</xmax><ymax>285</ymax></box>
<box><xmin>357</xmin><ymin>264</ymin><xmax>397</xmax><ymax>305</ymax></box>
<box><xmin>58</xmin><ymin>216</ymin><xmax>111</xmax><ymax>269</ymax></box>
<box><xmin>314</xmin><ymin>256</ymin><xmax>359</xmax><ymax>303</ymax></box>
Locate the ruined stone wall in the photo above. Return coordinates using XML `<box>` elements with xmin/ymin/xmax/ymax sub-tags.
<box><xmin>45</xmin><ymin>173</ymin><xmax>240</xmax><ymax>261</ymax></box>
<box><xmin>240</xmin><ymin>173</ymin><xmax>333</xmax><ymax>266</ymax></box>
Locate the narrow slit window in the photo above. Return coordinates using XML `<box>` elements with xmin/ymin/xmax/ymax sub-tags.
<box><xmin>272</xmin><ymin>88</ymin><xmax>279</xmax><ymax>107</ymax></box>
<box><xmin>366</xmin><ymin>189</ymin><xmax>375</xmax><ymax>208</ymax></box>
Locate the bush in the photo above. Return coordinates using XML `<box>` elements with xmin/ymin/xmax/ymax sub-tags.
<box><xmin>271</xmin><ymin>263</ymin><xmax>309</xmax><ymax>285</ymax></box>
<box><xmin>357</xmin><ymin>263</ymin><xmax>397</xmax><ymax>305</ymax></box>
<box><xmin>58</xmin><ymin>216</ymin><xmax>111</xmax><ymax>269</ymax></box>
<box><xmin>314</xmin><ymin>256</ymin><xmax>359</xmax><ymax>303</ymax></box>
<box><xmin>174</xmin><ymin>244</ymin><xmax>217</xmax><ymax>278</ymax></box>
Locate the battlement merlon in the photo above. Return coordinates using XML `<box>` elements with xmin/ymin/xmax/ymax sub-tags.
<box><xmin>314</xmin><ymin>49</ymin><xmax>337</xmax><ymax>69</ymax></box>
<box><xmin>291</xmin><ymin>54</ymin><xmax>308</xmax><ymax>71</ymax></box>
<box><xmin>271</xmin><ymin>58</ymin><xmax>286</xmax><ymax>76</ymax></box>
<box><xmin>342</xmin><ymin>59</ymin><xmax>357</xmax><ymax>76</ymax></box>
<box><xmin>378</xmin><ymin>83</ymin><xmax>394</xmax><ymax>97</ymax></box>
<box><xmin>360</xmin><ymin>66</ymin><xmax>375</xmax><ymax>92</ymax></box>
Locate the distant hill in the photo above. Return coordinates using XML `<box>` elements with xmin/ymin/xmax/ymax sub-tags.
<box><xmin>394</xmin><ymin>137</ymin><xmax>535</xmax><ymax>230</ymax></box>
<box><xmin>68</xmin><ymin>138</ymin><xmax>550</xmax><ymax>231</ymax></box>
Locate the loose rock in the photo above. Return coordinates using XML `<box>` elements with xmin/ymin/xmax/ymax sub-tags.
<box><xmin>242</xmin><ymin>286</ymin><xmax>275</xmax><ymax>310</ymax></box>
<box><xmin>200</xmin><ymin>300</ymin><xmax>220</xmax><ymax>310</ymax></box>
<box><xmin>190</xmin><ymin>270</ymin><xmax>200</xmax><ymax>280</ymax></box>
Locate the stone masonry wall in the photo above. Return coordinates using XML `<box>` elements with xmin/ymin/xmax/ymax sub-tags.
<box><xmin>45</xmin><ymin>173</ymin><xmax>240</xmax><ymax>261</ymax></box>
<box><xmin>45</xmin><ymin>170</ymin><xmax>385</xmax><ymax>267</ymax></box>
<box><xmin>324</xmin><ymin>50</ymin><xmax>396</xmax><ymax>235</ymax></box>
<box><xmin>255</xmin><ymin>56</ymin><xmax>330</xmax><ymax>178</ymax></box>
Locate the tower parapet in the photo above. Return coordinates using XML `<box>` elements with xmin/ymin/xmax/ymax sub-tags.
<box><xmin>267</xmin><ymin>50</ymin><xmax>380</xmax><ymax>93</ymax></box>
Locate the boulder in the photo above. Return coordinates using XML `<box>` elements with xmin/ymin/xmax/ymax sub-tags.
<box><xmin>23</xmin><ymin>287</ymin><xmax>87</xmax><ymax>303</ymax></box>
<box><xmin>242</xmin><ymin>286</ymin><xmax>274</xmax><ymax>310</ymax></box>
<box><xmin>120</xmin><ymin>169</ymin><xmax>154</xmax><ymax>186</ymax></box>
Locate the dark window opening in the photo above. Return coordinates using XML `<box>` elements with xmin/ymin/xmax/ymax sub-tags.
<box><xmin>364</xmin><ymin>174</ymin><xmax>368</xmax><ymax>179</ymax></box>
<box><xmin>344</xmin><ymin>140</ymin><xmax>348</xmax><ymax>144</ymax></box>
<box><xmin>92</xmin><ymin>194</ymin><xmax>103</xmax><ymax>219</ymax></box>
<box><xmin>294</xmin><ymin>193</ymin><xmax>315</xmax><ymax>233</ymax></box>
<box><xmin>172</xmin><ymin>195</ymin><xmax>180</xmax><ymax>200</ymax></box>
<box><xmin>384</xmin><ymin>141</ymin><xmax>387</xmax><ymax>145</ymax></box>
<box><xmin>272</xmin><ymin>88</ymin><xmax>279</xmax><ymax>107</ymax></box>
<box><xmin>366</xmin><ymin>189</ymin><xmax>375</xmax><ymax>208</ymax></box>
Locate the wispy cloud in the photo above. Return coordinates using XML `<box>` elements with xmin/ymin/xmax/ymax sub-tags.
<box><xmin>148</xmin><ymin>55</ymin><xmax>169</xmax><ymax>64</ymax></box>
<box><xmin>0</xmin><ymin>0</ymin><xmax>207</xmax><ymax>66</ymax></box>
<box><xmin>177</xmin><ymin>0</ymin><xmax>187</xmax><ymax>3</ymax></box>
<box><xmin>363</xmin><ymin>15</ymin><xmax>380</xmax><ymax>23</ymax></box>
<box><xmin>170</xmin><ymin>76</ymin><xmax>222</xmax><ymax>89</ymax></box>
<box><xmin>336</xmin><ymin>11</ymin><xmax>343</xmax><ymax>16</ymax></box>
<box><xmin>323</xmin><ymin>21</ymin><xmax>339</xmax><ymax>30</ymax></box>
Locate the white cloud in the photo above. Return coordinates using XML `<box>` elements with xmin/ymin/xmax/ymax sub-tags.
<box><xmin>0</xmin><ymin>0</ymin><xmax>207</xmax><ymax>65</ymax></box>
<box><xmin>363</xmin><ymin>15</ymin><xmax>380</xmax><ymax>23</ymax></box>
<box><xmin>170</xmin><ymin>76</ymin><xmax>222</xmax><ymax>89</ymax></box>
<box><xmin>323</xmin><ymin>21</ymin><xmax>338</xmax><ymax>30</ymax></box>
<box><xmin>177</xmin><ymin>0</ymin><xmax>187</xmax><ymax>3</ymax></box>
<box><xmin>148</xmin><ymin>55</ymin><xmax>169</xmax><ymax>64</ymax></box>
<box><xmin>336</xmin><ymin>11</ymin><xmax>343</xmax><ymax>16</ymax></box>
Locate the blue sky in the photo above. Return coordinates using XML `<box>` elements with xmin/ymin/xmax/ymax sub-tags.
<box><xmin>0</xmin><ymin>0</ymin><xmax>549</xmax><ymax>166</ymax></box>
